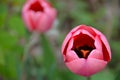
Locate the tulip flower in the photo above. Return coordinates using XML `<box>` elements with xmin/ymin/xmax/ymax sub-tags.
<box><xmin>61</xmin><ymin>25</ymin><xmax>111</xmax><ymax>77</ymax></box>
<box><xmin>22</xmin><ymin>0</ymin><xmax>57</xmax><ymax>32</ymax></box>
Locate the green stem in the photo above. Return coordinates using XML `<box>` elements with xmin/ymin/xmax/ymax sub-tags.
<box><xmin>87</xmin><ymin>77</ymin><xmax>91</xmax><ymax>80</ymax></box>
<box><xmin>40</xmin><ymin>33</ymin><xmax>55</xmax><ymax>80</ymax></box>
<box><xmin>22</xmin><ymin>32</ymin><xmax>39</xmax><ymax>80</ymax></box>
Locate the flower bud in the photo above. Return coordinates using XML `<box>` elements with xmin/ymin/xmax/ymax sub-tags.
<box><xmin>22</xmin><ymin>0</ymin><xmax>57</xmax><ymax>32</ymax></box>
<box><xmin>61</xmin><ymin>25</ymin><xmax>111</xmax><ymax>76</ymax></box>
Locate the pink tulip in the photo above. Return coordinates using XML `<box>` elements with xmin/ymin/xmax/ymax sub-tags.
<box><xmin>61</xmin><ymin>25</ymin><xmax>111</xmax><ymax>77</ymax></box>
<box><xmin>22</xmin><ymin>0</ymin><xmax>57</xmax><ymax>32</ymax></box>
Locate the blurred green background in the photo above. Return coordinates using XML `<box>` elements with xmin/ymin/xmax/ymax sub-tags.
<box><xmin>0</xmin><ymin>0</ymin><xmax>120</xmax><ymax>80</ymax></box>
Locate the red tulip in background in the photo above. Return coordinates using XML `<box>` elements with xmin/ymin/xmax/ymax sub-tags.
<box><xmin>62</xmin><ymin>25</ymin><xmax>111</xmax><ymax>77</ymax></box>
<box><xmin>22</xmin><ymin>0</ymin><xmax>56</xmax><ymax>32</ymax></box>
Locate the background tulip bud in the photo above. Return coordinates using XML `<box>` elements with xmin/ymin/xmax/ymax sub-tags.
<box><xmin>22</xmin><ymin>0</ymin><xmax>57</xmax><ymax>33</ymax></box>
<box><xmin>61</xmin><ymin>25</ymin><xmax>111</xmax><ymax>77</ymax></box>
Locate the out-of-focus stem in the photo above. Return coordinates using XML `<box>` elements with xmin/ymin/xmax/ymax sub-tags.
<box><xmin>23</xmin><ymin>31</ymin><xmax>40</xmax><ymax>62</ymax></box>
<box><xmin>22</xmin><ymin>31</ymin><xmax>40</xmax><ymax>80</ymax></box>
<box><xmin>87</xmin><ymin>77</ymin><xmax>91</xmax><ymax>80</ymax></box>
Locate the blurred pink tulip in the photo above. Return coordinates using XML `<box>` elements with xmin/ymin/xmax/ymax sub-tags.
<box><xmin>62</xmin><ymin>25</ymin><xmax>111</xmax><ymax>77</ymax></box>
<box><xmin>22</xmin><ymin>0</ymin><xmax>57</xmax><ymax>32</ymax></box>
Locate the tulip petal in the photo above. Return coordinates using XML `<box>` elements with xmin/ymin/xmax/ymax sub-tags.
<box><xmin>81</xmin><ymin>30</ymin><xmax>95</xmax><ymax>39</ymax></box>
<box><xmin>32</xmin><ymin>11</ymin><xmax>44</xmax><ymax>27</ymax></box>
<box><xmin>65</xmin><ymin>50</ymin><xmax>79</xmax><ymax>62</ymax></box>
<box><xmin>37</xmin><ymin>14</ymin><xmax>48</xmax><ymax>32</ymax></box>
<box><xmin>79</xmin><ymin>25</ymin><xmax>96</xmax><ymax>37</ymax></box>
<box><xmin>22</xmin><ymin>0</ymin><xmax>56</xmax><ymax>32</ymax></box>
<box><xmin>72</xmin><ymin>30</ymin><xmax>81</xmax><ymax>37</ymax></box>
<box><xmin>100</xmin><ymin>35</ymin><xmax>111</xmax><ymax>60</ymax></box>
<box><xmin>88</xmin><ymin>35</ymin><xmax>103</xmax><ymax>60</ymax></box>
<box><xmin>67</xmin><ymin>38</ymin><xmax>74</xmax><ymax>52</ymax></box>
<box><xmin>94</xmin><ymin>35</ymin><xmax>102</xmax><ymax>50</ymax></box>
<box><xmin>62</xmin><ymin>25</ymin><xmax>111</xmax><ymax>77</ymax></box>
<box><xmin>66</xmin><ymin>58</ymin><xmax>107</xmax><ymax>77</ymax></box>
<box><xmin>64</xmin><ymin>38</ymin><xmax>79</xmax><ymax>62</ymax></box>
<box><xmin>62</xmin><ymin>32</ymin><xmax>72</xmax><ymax>55</ymax></box>
<box><xmin>45</xmin><ymin>6</ymin><xmax>57</xmax><ymax>21</ymax></box>
<box><xmin>70</xmin><ymin>26</ymin><xmax>80</xmax><ymax>34</ymax></box>
<box><xmin>22</xmin><ymin>11</ymin><xmax>35</xmax><ymax>31</ymax></box>
<box><xmin>86</xmin><ymin>58</ymin><xmax>107</xmax><ymax>76</ymax></box>
<box><xmin>37</xmin><ymin>9</ymin><xmax>56</xmax><ymax>32</ymax></box>
<box><xmin>72</xmin><ymin>29</ymin><xmax>94</xmax><ymax>39</ymax></box>
<box><xmin>91</xmin><ymin>27</ymin><xmax>111</xmax><ymax>61</ymax></box>
<box><xmin>73</xmin><ymin>33</ymin><xmax>95</xmax><ymax>49</ymax></box>
<box><xmin>71</xmin><ymin>25</ymin><xmax>96</xmax><ymax>39</ymax></box>
<box><xmin>65</xmin><ymin>58</ymin><xmax>86</xmax><ymax>75</ymax></box>
<box><xmin>88</xmin><ymin>50</ymin><xmax>103</xmax><ymax>60</ymax></box>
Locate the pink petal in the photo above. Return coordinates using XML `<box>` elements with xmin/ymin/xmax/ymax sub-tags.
<box><xmin>66</xmin><ymin>58</ymin><xmax>107</xmax><ymax>77</ymax></box>
<box><xmin>86</xmin><ymin>58</ymin><xmax>107</xmax><ymax>76</ymax></box>
<box><xmin>22</xmin><ymin>0</ymin><xmax>57</xmax><ymax>32</ymax></box>
<box><xmin>66</xmin><ymin>38</ymin><xmax>74</xmax><ymax>52</ymax></box>
<box><xmin>65</xmin><ymin>50</ymin><xmax>79</xmax><ymax>62</ymax></box>
<box><xmin>72</xmin><ymin>29</ymin><xmax>94</xmax><ymax>39</ymax></box>
<box><xmin>73</xmin><ymin>33</ymin><xmax>95</xmax><ymax>49</ymax></box>
<box><xmin>100</xmin><ymin>35</ymin><xmax>111</xmax><ymax>59</ymax></box>
<box><xmin>88</xmin><ymin>50</ymin><xmax>103</xmax><ymax>60</ymax></box>
<box><xmin>44</xmin><ymin>5</ymin><xmax>57</xmax><ymax>20</ymax></box>
<box><xmin>36</xmin><ymin>0</ymin><xmax>56</xmax><ymax>32</ymax></box>
<box><xmin>70</xmin><ymin>26</ymin><xmax>80</xmax><ymax>34</ymax></box>
<box><xmin>37</xmin><ymin>14</ymin><xmax>49</xmax><ymax>32</ymax></box>
<box><xmin>94</xmin><ymin>35</ymin><xmax>102</xmax><ymax>51</ymax></box>
<box><xmin>64</xmin><ymin>38</ymin><xmax>79</xmax><ymax>62</ymax></box>
<box><xmin>62</xmin><ymin>32</ymin><xmax>72</xmax><ymax>54</ymax></box>
<box><xmin>91</xmin><ymin>27</ymin><xmax>111</xmax><ymax>60</ymax></box>
<box><xmin>81</xmin><ymin>29</ymin><xmax>95</xmax><ymax>39</ymax></box>
<box><xmin>79</xmin><ymin>25</ymin><xmax>96</xmax><ymax>37</ymax></box>
<box><xmin>71</xmin><ymin>25</ymin><xmax>95</xmax><ymax>39</ymax></box>
<box><xmin>72</xmin><ymin>30</ymin><xmax>81</xmax><ymax>37</ymax></box>
<box><xmin>22</xmin><ymin>0</ymin><xmax>38</xmax><ymax>31</ymax></box>
<box><xmin>65</xmin><ymin>58</ymin><xmax>86</xmax><ymax>75</ymax></box>
<box><xmin>29</xmin><ymin>11</ymin><xmax>38</xmax><ymax>29</ymax></box>
<box><xmin>22</xmin><ymin>11</ymin><xmax>35</xmax><ymax>31</ymax></box>
<box><xmin>88</xmin><ymin>35</ymin><xmax>103</xmax><ymax>60</ymax></box>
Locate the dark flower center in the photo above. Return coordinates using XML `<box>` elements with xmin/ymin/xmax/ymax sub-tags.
<box><xmin>73</xmin><ymin>45</ymin><xmax>94</xmax><ymax>59</ymax></box>
<box><xmin>72</xmin><ymin>33</ymin><xmax>95</xmax><ymax>59</ymax></box>
<box><xmin>29</xmin><ymin>1</ymin><xmax>44</xmax><ymax>12</ymax></box>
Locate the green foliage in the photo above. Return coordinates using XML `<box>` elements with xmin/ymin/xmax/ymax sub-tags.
<box><xmin>40</xmin><ymin>34</ymin><xmax>56</xmax><ymax>80</ymax></box>
<box><xmin>8</xmin><ymin>15</ymin><xmax>26</xmax><ymax>36</ymax></box>
<box><xmin>0</xmin><ymin>0</ymin><xmax>120</xmax><ymax>80</ymax></box>
<box><xmin>0</xmin><ymin>4</ymin><xmax>7</xmax><ymax>28</ymax></box>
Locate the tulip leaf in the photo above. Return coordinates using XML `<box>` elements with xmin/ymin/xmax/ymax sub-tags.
<box><xmin>115</xmin><ymin>68</ymin><xmax>120</xmax><ymax>80</ymax></box>
<box><xmin>115</xmin><ymin>73</ymin><xmax>120</xmax><ymax>80</ymax></box>
<box><xmin>8</xmin><ymin>15</ymin><xmax>26</xmax><ymax>36</ymax></box>
<box><xmin>0</xmin><ymin>31</ymin><xmax>17</xmax><ymax>51</ymax></box>
<box><xmin>0</xmin><ymin>4</ymin><xmax>7</xmax><ymax>28</ymax></box>
<box><xmin>0</xmin><ymin>52</ymin><xmax>18</xmax><ymax>79</ymax></box>
<box><xmin>0</xmin><ymin>49</ymin><xmax>5</xmax><ymax>66</ymax></box>
<box><xmin>40</xmin><ymin>34</ymin><xmax>56</xmax><ymax>79</ymax></box>
<box><xmin>91</xmin><ymin>69</ymin><xmax>114</xmax><ymax>80</ymax></box>
<box><xmin>4</xmin><ymin>53</ymin><xmax>17</xmax><ymax>78</ymax></box>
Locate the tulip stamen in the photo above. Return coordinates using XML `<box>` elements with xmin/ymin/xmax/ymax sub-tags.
<box><xmin>73</xmin><ymin>45</ymin><xmax>94</xmax><ymax>59</ymax></box>
<box><xmin>80</xmin><ymin>50</ymin><xmax>90</xmax><ymax>58</ymax></box>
